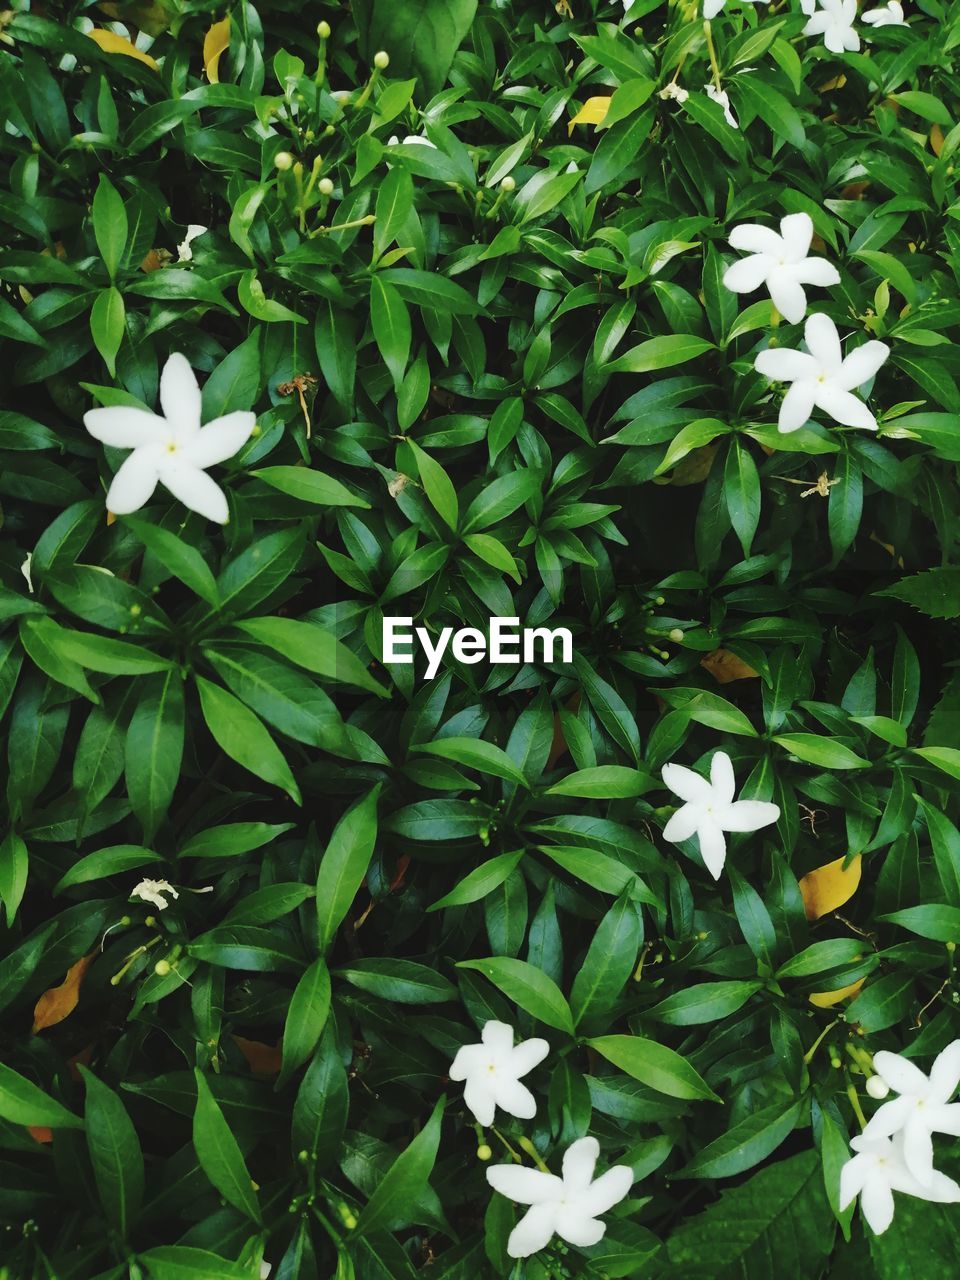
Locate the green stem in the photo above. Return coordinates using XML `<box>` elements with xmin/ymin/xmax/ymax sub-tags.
<box><xmin>703</xmin><ymin>21</ymin><xmax>722</xmax><ymax>92</ymax></box>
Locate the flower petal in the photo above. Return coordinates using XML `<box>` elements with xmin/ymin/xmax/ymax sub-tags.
<box><xmin>661</xmin><ymin>762</ymin><xmax>713</xmax><ymax>805</ymax></box>
<box><xmin>579</xmin><ymin>1165</ymin><xmax>634</xmax><ymax>1217</ymax></box>
<box><xmin>873</xmin><ymin>1050</ymin><xmax>929</xmax><ymax>1096</ymax></box>
<box><xmin>814</xmin><ymin>385</ymin><xmax>877</xmax><ymax>431</ymax></box>
<box><xmin>723</xmin><ymin>256</ymin><xmax>771</xmax><ymax>295</ymax></box>
<box><xmin>862</xmin><ymin>1094</ymin><xmax>917</xmax><ymax>1140</ymax></box>
<box><xmin>84</xmin><ymin>406</ymin><xmax>169</xmax><ymax>449</ymax></box>
<box><xmin>729</xmin><ymin>224</ymin><xmax>783</xmax><ymax>257</ymax></box>
<box><xmin>780</xmin><ymin>211</ymin><xmax>814</xmax><ymax>262</ymax></box>
<box><xmin>697</xmin><ymin>816</ymin><xmax>727</xmax><ymax>879</ymax></box>
<box><xmin>159</xmin><ymin>466</ymin><xmax>230</xmax><ymax>523</ymax></box>
<box><xmin>902</xmin><ymin>1117</ymin><xmax>935</xmax><ymax>1186</ymax></box>
<box><xmin>181</xmin><ymin>411</ymin><xmax>256</xmax><ymax>469</ymax></box>
<box><xmin>558</xmin><ymin>1213</ymin><xmax>607</xmax><ymax>1249</ymax></box>
<box><xmin>804</xmin><ymin>313</ymin><xmax>843</xmax><ymax>372</ymax></box>
<box><xmin>449</xmin><ymin>1043</ymin><xmax>486</xmax><ymax>1081</ymax></box>
<box><xmin>839</xmin><ymin>1152</ymin><xmax>869</xmax><ymax>1210</ymax></box>
<box><xmin>510</xmin><ymin>1037</ymin><xmax>550</xmax><ymax>1077</ymax></box>
<box><xmin>106</xmin><ymin>449</ymin><xmax>161</xmax><ymax>515</ymax></box>
<box><xmin>768</xmin><ymin>271</ymin><xmax>808</xmax><ymax>326</ymax></box>
<box><xmin>463</xmin><ymin>1076</ymin><xmax>497</xmax><ymax>1126</ymax></box>
<box><xmin>487</xmin><ymin>1165</ymin><xmax>563</xmax><ymax>1206</ymax></box>
<box><xmin>663</xmin><ymin>805</ymin><xmax>701</xmax><ymax>844</ymax></box>
<box><xmin>755</xmin><ymin>348</ymin><xmax>818</xmax><ymax>383</ymax></box>
<box><xmin>493</xmin><ymin>1077</ymin><xmax>538</xmax><ymax>1120</ymax></box>
<box><xmin>794</xmin><ymin>258</ymin><xmax>841</xmax><ymax>288</ymax></box>
<box><xmin>927</xmin><ymin>1102</ymin><xmax>960</xmax><ymax>1137</ymax></box>
<box><xmin>718</xmin><ymin>800</ymin><xmax>780</xmax><ymax>833</ymax></box>
<box><xmin>703</xmin><ymin>0</ymin><xmax>726</xmax><ymax>16</ymax></box>
<box><xmin>507</xmin><ymin>1204</ymin><xmax>558</xmax><ymax>1259</ymax></box>
<box><xmin>836</xmin><ymin>341</ymin><xmax>890</xmax><ymax>391</ymax></box>
<box><xmin>562</xmin><ymin>1137</ymin><xmax>599</xmax><ymax>1193</ymax></box>
<box><xmin>860</xmin><ymin>1176</ymin><xmax>895</xmax><ymax>1235</ymax></box>
<box><xmin>160</xmin><ymin>352</ymin><xmax>202</xmax><ymax>438</ymax></box>
<box><xmin>929</xmin><ymin>1041</ymin><xmax>960</xmax><ymax>1104</ymax></box>
<box><xmin>482</xmin><ymin>1021</ymin><xmax>515</xmax><ymax>1055</ymax></box>
<box><xmin>710</xmin><ymin>750</ymin><xmax>736</xmax><ymax>806</ymax></box>
<box><xmin>779</xmin><ymin>380</ymin><xmax>817</xmax><ymax>433</ymax></box>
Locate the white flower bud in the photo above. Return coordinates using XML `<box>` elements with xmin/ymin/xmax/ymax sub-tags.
<box><xmin>318</xmin><ymin>177</ymin><xmax>334</xmax><ymax>196</ymax></box>
<box><xmin>274</xmin><ymin>151</ymin><xmax>294</xmax><ymax>171</ymax></box>
<box><xmin>374</xmin><ymin>50</ymin><xmax>390</xmax><ymax>69</ymax></box>
<box><xmin>866</xmin><ymin>1075</ymin><xmax>890</xmax><ymax>1100</ymax></box>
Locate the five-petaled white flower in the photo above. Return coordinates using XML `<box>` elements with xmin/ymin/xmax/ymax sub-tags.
<box><xmin>705</xmin><ymin>84</ymin><xmax>738</xmax><ymax>129</ymax></box>
<box><xmin>449</xmin><ymin>1021</ymin><xmax>549</xmax><ymax>1126</ymax></box>
<box><xmin>130</xmin><ymin>878</ymin><xmax>180</xmax><ymax>911</ymax></box>
<box><xmin>661</xmin><ymin>750</ymin><xmax>779</xmax><ymax>880</ymax></box>
<box><xmin>754</xmin><ymin>313</ymin><xmax>889</xmax><ymax>434</ymax></box>
<box><xmin>486</xmin><ymin>1136</ymin><xmax>633</xmax><ymax>1259</ymax></box>
<box><xmin>861</xmin><ymin>1042</ymin><xmax>960</xmax><ymax>1185</ymax></box>
<box><xmin>839</xmin><ymin>1132</ymin><xmax>960</xmax><ymax>1235</ymax></box>
<box><xmin>863</xmin><ymin>0</ymin><xmax>907</xmax><ymax>23</ymax></box>
<box><xmin>803</xmin><ymin>0</ymin><xmax>860</xmax><ymax>52</ymax></box>
<box><xmin>723</xmin><ymin>211</ymin><xmax>840</xmax><ymax>325</ymax></box>
<box><xmin>83</xmin><ymin>352</ymin><xmax>256</xmax><ymax>523</ymax></box>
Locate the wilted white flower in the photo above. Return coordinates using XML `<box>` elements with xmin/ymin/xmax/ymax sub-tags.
<box><xmin>487</xmin><ymin>1137</ymin><xmax>633</xmax><ymax>1259</ymax></box>
<box><xmin>83</xmin><ymin>352</ymin><xmax>256</xmax><ymax>523</ymax></box>
<box><xmin>659</xmin><ymin>83</ymin><xmax>690</xmax><ymax>103</ymax></box>
<box><xmin>449</xmin><ymin>1021</ymin><xmax>549</xmax><ymax>1126</ymax></box>
<box><xmin>839</xmin><ymin>1132</ymin><xmax>960</xmax><ymax>1234</ymax></box>
<box><xmin>661</xmin><ymin>750</ymin><xmax>779</xmax><ymax>879</ymax></box>
<box><xmin>863</xmin><ymin>0</ymin><xmax>907</xmax><ymax>23</ymax></box>
<box><xmin>723</xmin><ymin>211</ymin><xmax>840</xmax><ymax>324</ymax></box>
<box><xmin>705</xmin><ymin>84</ymin><xmax>738</xmax><ymax>128</ymax></box>
<box><xmin>176</xmin><ymin>225</ymin><xmax>207</xmax><ymax>262</ymax></box>
<box><xmin>862</xmin><ymin>1042</ymin><xmax>960</xmax><ymax>1184</ymax></box>
<box><xmin>754</xmin><ymin>313</ymin><xmax>889</xmax><ymax>433</ymax></box>
<box><xmin>130</xmin><ymin>879</ymin><xmax>180</xmax><ymax>911</ymax></box>
<box><xmin>803</xmin><ymin>0</ymin><xmax>860</xmax><ymax>52</ymax></box>
<box><xmin>20</xmin><ymin>553</ymin><xmax>33</xmax><ymax>594</ymax></box>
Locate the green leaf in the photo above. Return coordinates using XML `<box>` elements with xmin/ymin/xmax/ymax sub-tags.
<box><xmin>428</xmin><ymin>850</ymin><xmax>524</xmax><ymax>911</ymax></box>
<box><xmin>80</xmin><ymin>1067</ymin><xmax>144</xmax><ymax>1237</ymax></box>
<box><xmin>586</xmin><ymin>1035</ymin><xmax>720</xmax><ymax>1102</ymax></box>
<box><xmin>280</xmin><ymin>958</ymin><xmax>332</xmax><ymax>1085</ymax></box>
<box><xmin>0</xmin><ymin>830</ymin><xmax>28</xmax><ymax>925</ymax></box>
<box><xmin>457</xmin><ymin>956</ymin><xmax>574</xmax><ymax>1034</ymax></box>
<box><xmin>659</xmin><ymin>688</ymin><xmax>758</xmax><ymax>737</ymax></box>
<box><xmin>570</xmin><ymin>892</ymin><xmax>643</xmax><ymax>1026</ymax></box>
<box><xmin>336</xmin><ymin>958</ymin><xmax>457</xmax><ymax>1003</ymax></box>
<box><xmin>178</xmin><ymin>822</ymin><xmax>294</xmax><ymax>859</ymax></box>
<box><xmin>292</xmin><ymin>1025</ymin><xmax>348</xmax><ymax>1166</ymax></box>
<box><xmin>196</xmin><ymin>676</ymin><xmax>301</xmax><ymax>804</ymax></box>
<box><xmin>234</xmin><ymin>616</ymin><xmax>387</xmax><ymax>696</ymax></box>
<box><xmin>461</xmin><ymin>470</ymin><xmax>539</xmax><ymax>533</ymax></box>
<box><xmin>776</xmin><ymin>939</ymin><xmax>866</xmax><ymax>978</ymax></box>
<box><xmin>125</xmin><ymin>670</ymin><xmax>186</xmax><ymax>840</ymax></box>
<box><xmin>123</xmin><ymin>516</ymin><xmax>219</xmax><ymax>605</ymax></box>
<box><xmin>543</xmin><ymin>765</ymin><xmax>653</xmax><ymax>798</ymax></box>
<box><xmin>774</xmin><ymin>734</ymin><xmax>869</xmax><ymax>769</ymax></box>
<box><xmin>917</xmin><ymin>798</ymin><xmax>960</xmax><ymax>905</ymax></box>
<box><xmin>90</xmin><ymin>286</ymin><xmax>125</xmax><ymax>376</ymax></box>
<box><xmin>724</xmin><ymin>438</ymin><xmax>760</xmax><ymax>557</ymax></box>
<box><xmin>252</xmin><ymin>465</ymin><xmax>370</xmax><ymax>508</ymax></box>
<box><xmin>139</xmin><ymin>1247</ymin><xmax>250</xmax><ymax>1280</ymax></box>
<box><xmin>678</xmin><ymin>1097</ymin><xmax>802</xmax><ymax>1179</ymax></box>
<box><xmin>880</xmin><ymin>904</ymin><xmax>960</xmax><ymax>943</ymax></box>
<box><xmin>584</xmin><ymin>109</ymin><xmax>653</xmax><ymax>195</ymax></box>
<box><xmin>407</xmin><ymin>438</ymin><xmax>459</xmax><ymax>530</ymax></box>
<box><xmin>55</xmin><ymin>844</ymin><xmax>162</xmax><ymax>892</ymax></box>
<box><xmin>647</xmin><ymin>981</ymin><xmax>760</xmax><ymax>1025</ymax></box>
<box><xmin>912</xmin><ymin>747</ymin><xmax>960</xmax><ymax>781</ymax></box>
<box><xmin>0</xmin><ymin>1063</ymin><xmax>83</xmax><ymax>1129</ymax></box>
<box><xmin>356</xmin><ymin>1095</ymin><xmax>446</xmax><ymax>1236</ymax></box>
<box><xmin>92</xmin><ymin>174</ymin><xmax>127</xmax><ymax>278</ymax></box>
<box><xmin>876</xmin><ymin>567</ymin><xmax>960</xmax><ymax>620</ymax></box>
<box><xmin>416</xmin><ymin>737</ymin><xmax>529</xmax><ymax>786</ymax></box>
<box><xmin>193</xmin><ymin>1069</ymin><xmax>261</xmax><ymax>1223</ymax></box>
<box><xmin>359</xmin><ymin>0</ymin><xmax>478</xmax><ymax>97</ymax></box>
<box><xmin>371</xmin><ymin>275</ymin><xmax>411</xmax><ymax>392</ymax></box>
<box><xmin>607</xmin><ymin>334</ymin><xmax>714</xmax><ymax>374</ymax></box>
<box><xmin>316</xmin><ymin>785</ymin><xmax>381</xmax><ymax>949</ymax></box>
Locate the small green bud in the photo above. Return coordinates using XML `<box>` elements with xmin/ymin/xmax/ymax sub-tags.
<box><xmin>948</xmin><ymin>941</ymin><xmax>957</xmax><ymax>953</ymax></box>
<box><xmin>500</xmin><ymin>175</ymin><xmax>516</xmax><ymax>192</ymax></box>
<box><xmin>477</xmin><ymin>1143</ymin><xmax>492</xmax><ymax>1161</ymax></box>
<box><xmin>668</xmin><ymin>627</ymin><xmax>684</xmax><ymax>643</ymax></box>
<box><xmin>317</xmin><ymin>20</ymin><xmax>331</xmax><ymax>38</ymax></box>
<box><xmin>153</xmin><ymin>959</ymin><xmax>172</xmax><ymax>977</ymax></box>
<box><xmin>655</xmin><ymin>595</ymin><xmax>665</xmax><ymax>605</ymax></box>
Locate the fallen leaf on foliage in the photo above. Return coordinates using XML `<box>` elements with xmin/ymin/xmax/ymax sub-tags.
<box><xmin>140</xmin><ymin>248</ymin><xmax>169</xmax><ymax>273</ymax></box>
<box><xmin>203</xmin><ymin>16</ymin><xmax>230</xmax><ymax>84</ymax></box>
<box><xmin>818</xmin><ymin>74</ymin><xmax>847</xmax><ymax>92</ymax></box>
<box><xmin>670</xmin><ymin>443</ymin><xmax>718</xmax><ymax>486</ymax></box>
<box><xmin>568</xmin><ymin>97</ymin><xmax>611</xmax><ymax>133</ymax></box>
<box><xmin>809</xmin><ymin>978</ymin><xmax>865</xmax><ymax>1008</ymax></box>
<box><xmin>28</xmin><ymin>1126</ymin><xmax>53</xmax><ymax>1144</ymax></box>
<box><xmin>87</xmin><ymin>28</ymin><xmax>159</xmax><ymax>68</ymax></box>
<box><xmin>700</xmin><ymin>649</ymin><xmax>759</xmax><ymax>684</ymax></box>
<box><xmin>233</xmin><ymin>1035</ymin><xmax>282</xmax><ymax>1078</ymax></box>
<box><xmin>839</xmin><ymin>181</ymin><xmax>870</xmax><ymax>200</ymax></box>
<box><xmin>33</xmin><ymin>952</ymin><xmax>96</xmax><ymax>1033</ymax></box>
<box><xmin>798</xmin><ymin>853</ymin><xmax>862</xmax><ymax>921</ymax></box>
<box><xmin>931</xmin><ymin>124</ymin><xmax>945</xmax><ymax>157</ymax></box>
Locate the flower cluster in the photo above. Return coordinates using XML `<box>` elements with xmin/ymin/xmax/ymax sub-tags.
<box><xmin>841</xmin><ymin>1043</ymin><xmax>960</xmax><ymax>1233</ymax></box>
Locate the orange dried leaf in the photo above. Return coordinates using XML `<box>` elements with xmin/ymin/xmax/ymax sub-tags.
<box><xmin>33</xmin><ymin>952</ymin><xmax>96</xmax><ymax>1033</ymax></box>
<box><xmin>27</xmin><ymin>1126</ymin><xmax>53</xmax><ymax>1144</ymax></box>
<box><xmin>140</xmin><ymin>248</ymin><xmax>166</xmax><ymax>273</ymax></box>
<box><xmin>809</xmin><ymin>978</ymin><xmax>865</xmax><ymax>1008</ymax></box>
<box><xmin>700</xmin><ymin>648</ymin><xmax>759</xmax><ymax>684</ymax></box>
<box><xmin>203</xmin><ymin>16</ymin><xmax>231</xmax><ymax>84</ymax></box>
<box><xmin>568</xmin><ymin>96</ymin><xmax>611</xmax><ymax>133</ymax></box>
<box><xmin>87</xmin><ymin>28</ymin><xmax>159</xmax><ymax>69</ymax></box>
<box><xmin>798</xmin><ymin>853</ymin><xmax>862</xmax><ymax>921</ymax></box>
<box><xmin>232</xmin><ymin>1035</ymin><xmax>282</xmax><ymax>1078</ymax></box>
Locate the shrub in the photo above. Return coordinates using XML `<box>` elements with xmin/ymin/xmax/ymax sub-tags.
<box><xmin>1</xmin><ymin>1</ymin><xmax>960</xmax><ymax>1277</ymax></box>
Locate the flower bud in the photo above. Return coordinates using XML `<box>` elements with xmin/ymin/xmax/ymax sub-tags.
<box><xmin>668</xmin><ymin>627</ymin><xmax>684</xmax><ymax>643</ymax></box>
<box><xmin>274</xmin><ymin>151</ymin><xmax>295</xmax><ymax>171</ymax></box>
<box><xmin>318</xmin><ymin>177</ymin><xmax>334</xmax><ymax>196</ymax></box>
<box><xmin>154</xmin><ymin>959</ymin><xmax>172</xmax><ymax>977</ymax></box>
<box><xmin>866</xmin><ymin>1076</ymin><xmax>890</xmax><ymax>1100</ymax></box>
<box><xmin>317</xmin><ymin>20</ymin><xmax>331</xmax><ymax>38</ymax></box>
<box><xmin>500</xmin><ymin>175</ymin><xmax>516</xmax><ymax>192</ymax></box>
<box><xmin>655</xmin><ymin>595</ymin><xmax>665</xmax><ymax>605</ymax></box>
<box><xmin>374</xmin><ymin>50</ymin><xmax>390</xmax><ymax>69</ymax></box>
<box><xmin>476</xmin><ymin>1143</ymin><xmax>492</xmax><ymax>1161</ymax></box>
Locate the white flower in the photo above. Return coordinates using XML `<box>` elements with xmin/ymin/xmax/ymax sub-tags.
<box><xmin>754</xmin><ymin>313</ymin><xmax>889</xmax><ymax>434</ymax></box>
<box><xmin>176</xmin><ymin>225</ymin><xmax>207</xmax><ymax>262</ymax></box>
<box><xmin>131</xmin><ymin>879</ymin><xmax>180</xmax><ymax>911</ymax></box>
<box><xmin>661</xmin><ymin>750</ymin><xmax>779</xmax><ymax>879</ymax></box>
<box><xmin>803</xmin><ymin>0</ymin><xmax>860</xmax><ymax>52</ymax></box>
<box><xmin>659</xmin><ymin>83</ymin><xmax>690</xmax><ymax>104</ymax></box>
<box><xmin>703</xmin><ymin>0</ymin><xmax>771</xmax><ymax>18</ymax></box>
<box><xmin>486</xmin><ymin>1136</ymin><xmax>633</xmax><ymax>1259</ymax></box>
<box><xmin>705</xmin><ymin>84</ymin><xmax>738</xmax><ymax>129</ymax></box>
<box><xmin>449</xmin><ymin>1021</ymin><xmax>549</xmax><ymax>1126</ymax></box>
<box><xmin>387</xmin><ymin>134</ymin><xmax>437</xmax><ymax>149</ymax></box>
<box><xmin>839</xmin><ymin>1132</ymin><xmax>960</xmax><ymax>1235</ymax></box>
<box><xmin>861</xmin><ymin>1042</ymin><xmax>960</xmax><ymax>1185</ymax></box>
<box><xmin>863</xmin><ymin>0</ymin><xmax>907</xmax><ymax>23</ymax></box>
<box><xmin>723</xmin><ymin>211</ymin><xmax>840</xmax><ymax>325</ymax></box>
<box><xmin>259</xmin><ymin>1263</ymin><xmax>271</xmax><ymax>1280</ymax></box>
<box><xmin>83</xmin><ymin>352</ymin><xmax>256</xmax><ymax>523</ymax></box>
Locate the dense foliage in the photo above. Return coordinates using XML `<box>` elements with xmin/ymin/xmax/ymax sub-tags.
<box><xmin>2</xmin><ymin>0</ymin><xmax>960</xmax><ymax>1276</ymax></box>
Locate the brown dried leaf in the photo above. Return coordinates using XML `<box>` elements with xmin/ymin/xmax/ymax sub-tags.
<box><xmin>33</xmin><ymin>952</ymin><xmax>96</xmax><ymax>1033</ymax></box>
<box><xmin>700</xmin><ymin>648</ymin><xmax>759</xmax><ymax>684</ymax></box>
<box><xmin>233</xmin><ymin>1035</ymin><xmax>282</xmax><ymax>1078</ymax></box>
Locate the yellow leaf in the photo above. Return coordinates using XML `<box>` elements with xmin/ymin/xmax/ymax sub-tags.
<box><xmin>931</xmin><ymin>123</ymin><xmax>945</xmax><ymax>157</ymax></box>
<box><xmin>87</xmin><ymin>28</ymin><xmax>159</xmax><ymax>69</ymax></box>
<box><xmin>568</xmin><ymin>96</ymin><xmax>611</xmax><ymax>134</ymax></box>
<box><xmin>809</xmin><ymin>978</ymin><xmax>865</xmax><ymax>1008</ymax></box>
<box><xmin>798</xmin><ymin>854</ymin><xmax>862</xmax><ymax>921</ymax></box>
<box><xmin>203</xmin><ymin>15</ymin><xmax>231</xmax><ymax>84</ymax></box>
<box><xmin>700</xmin><ymin>648</ymin><xmax>759</xmax><ymax>684</ymax></box>
<box><xmin>33</xmin><ymin>953</ymin><xmax>96</xmax><ymax>1033</ymax></box>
